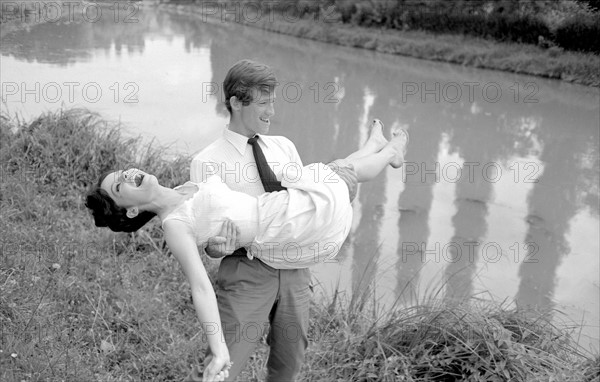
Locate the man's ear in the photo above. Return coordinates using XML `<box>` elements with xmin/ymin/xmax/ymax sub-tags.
<box><xmin>126</xmin><ymin>207</ymin><xmax>139</xmax><ymax>219</ymax></box>
<box><xmin>230</xmin><ymin>96</ymin><xmax>241</xmax><ymax>111</ymax></box>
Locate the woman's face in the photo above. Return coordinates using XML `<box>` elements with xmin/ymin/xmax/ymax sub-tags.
<box><xmin>100</xmin><ymin>168</ymin><xmax>158</xmax><ymax>208</ymax></box>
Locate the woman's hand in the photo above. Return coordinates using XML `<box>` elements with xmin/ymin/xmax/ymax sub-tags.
<box><xmin>205</xmin><ymin>219</ymin><xmax>240</xmax><ymax>258</ymax></box>
<box><xmin>203</xmin><ymin>353</ymin><xmax>232</xmax><ymax>382</ymax></box>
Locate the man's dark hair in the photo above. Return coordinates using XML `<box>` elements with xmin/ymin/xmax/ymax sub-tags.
<box><xmin>223</xmin><ymin>59</ymin><xmax>277</xmax><ymax>114</ymax></box>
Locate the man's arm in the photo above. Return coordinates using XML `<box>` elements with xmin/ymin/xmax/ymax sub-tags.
<box><xmin>282</xmin><ymin>136</ymin><xmax>303</xmax><ymax>167</ymax></box>
<box><xmin>334</xmin><ymin>165</ymin><xmax>358</xmax><ymax>202</ymax></box>
<box><xmin>190</xmin><ymin>154</ymin><xmax>216</xmax><ymax>183</ymax></box>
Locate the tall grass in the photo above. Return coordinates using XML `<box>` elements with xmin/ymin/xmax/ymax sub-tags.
<box><xmin>1</xmin><ymin>109</ymin><xmax>598</xmax><ymax>381</ymax></box>
<box><xmin>306</xmin><ymin>292</ymin><xmax>599</xmax><ymax>381</ymax></box>
<box><xmin>1</xmin><ymin>109</ymin><xmax>201</xmax><ymax>381</ymax></box>
<box><xmin>1</xmin><ymin>108</ymin><xmax>189</xmax><ymax>192</ymax></box>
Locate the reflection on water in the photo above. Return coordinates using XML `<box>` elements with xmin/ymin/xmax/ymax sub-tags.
<box><xmin>2</xmin><ymin>7</ymin><xmax>598</xmax><ymax>352</ymax></box>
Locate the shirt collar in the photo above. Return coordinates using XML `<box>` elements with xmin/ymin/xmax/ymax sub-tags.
<box><xmin>224</xmin><ymin>128</ymin><xmax>270</xmax><ymax>155</ymax></box>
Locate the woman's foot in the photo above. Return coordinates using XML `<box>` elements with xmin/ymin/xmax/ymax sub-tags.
<box><xmin>389</xmin><ymin>128</ymin><xmax>409</xmax><ymax>168</ymax></box>
<box><xmin>365</xmin><ymin>119</ymin><xmax>389</xmax><ymax>152</ymax></box>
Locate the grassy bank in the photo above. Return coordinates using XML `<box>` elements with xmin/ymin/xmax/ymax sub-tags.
<box><xmin>156</xmin><ymin>2</ymin><xmax>600</xmax><ymax>87</ymax></box>
<box><xmin>1</xmin><ymin>109</ymin><xmax>598</xmax><ymax>381</ymax></box>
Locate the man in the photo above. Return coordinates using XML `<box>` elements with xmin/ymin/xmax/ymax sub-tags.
<box><xmin>188</xmin><ymin>59</ymin><xmax>356</xmax><ymax>381</ymax></box>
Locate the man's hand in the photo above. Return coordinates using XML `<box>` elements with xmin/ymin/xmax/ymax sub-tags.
<box><xmin>205</xmin><ymin>219</ymin><xmax>240</xmax><ymax>258</ymax></box>
<box><xmin>335</xmin><ymin>165</ymin><xmax>358</xmax><ymax>202</ymax></box>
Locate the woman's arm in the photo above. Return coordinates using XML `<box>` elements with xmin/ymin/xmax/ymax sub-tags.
<box><xmin>163</xmin><ymin>220</ymin><xmax>230</xmax><ymax>381</ymax></box>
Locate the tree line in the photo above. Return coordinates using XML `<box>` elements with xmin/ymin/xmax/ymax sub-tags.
<box><xmin>166</xmin><ymin>0</ymin><xmax>600</xmax><ymax>54</ymax></box>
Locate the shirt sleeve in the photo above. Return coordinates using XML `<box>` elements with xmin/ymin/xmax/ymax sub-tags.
<box><xmin>281</xmin><ymin>136</ymin><xmax>303</xmax><ymax>166</ymax></box>
<box><xmin>190</xmin><ymin>155</ymin><xmax>204</xmax><ymax>183</ymax></box>
<box><xmin>190</xmin><ymin>151</ymin><xmax>221</xmax><ymax>183</ymax></box>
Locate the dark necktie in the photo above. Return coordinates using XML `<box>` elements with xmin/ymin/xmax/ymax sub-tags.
<box><xmin>248</xmin><ymin>135</ymin><xmax>287</xmax><ymax>192</ymax></box>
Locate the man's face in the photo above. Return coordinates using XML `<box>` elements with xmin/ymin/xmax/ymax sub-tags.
<box><xmin>238</xmin><ymin>88</ymin><xmax>275</xmax><ymax>137</ymax></box>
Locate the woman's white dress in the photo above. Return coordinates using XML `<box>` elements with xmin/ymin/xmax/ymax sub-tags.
<box><xmin>162</xmin><ymin>163</ymin><xmax>353</xmax><ymax>269</ymax></box>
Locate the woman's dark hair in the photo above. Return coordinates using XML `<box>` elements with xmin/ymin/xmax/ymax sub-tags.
<box><xmin>85</xmin><ymin>171</ymin><xmax>156</xmax><ymax>232</ymax></box>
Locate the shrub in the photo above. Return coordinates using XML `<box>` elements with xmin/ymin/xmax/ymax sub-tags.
<box><xmin>330</xmin><ymin>1</ymin><xmax>553</xmax><ymax>45</ymax></box>
<box><xmin>554</xmin><ymin>14</ymin><xmax>600</xmax><ymax>53</ymax></box>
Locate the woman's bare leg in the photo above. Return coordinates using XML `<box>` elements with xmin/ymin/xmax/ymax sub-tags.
<box><xmin>345</xmin><ymin>119</ymin><xmax>388</xmax><ymax>161</ymax></box>
<box><xmin>335</xmin><ymin>129</ymin><xmax>408</xmax><ymax>183</ymax></box>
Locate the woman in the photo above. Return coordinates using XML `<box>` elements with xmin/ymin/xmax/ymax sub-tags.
<box><xmin>85</xmin><ymin>120</ymin><xmax>407</xmax><ymax>380</ymax></box>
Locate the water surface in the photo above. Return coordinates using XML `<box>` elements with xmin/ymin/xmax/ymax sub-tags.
<box><xmin>2</xmin><ymin>6</ymin><xmax>598</xmax><ymax>352</ymax></box>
